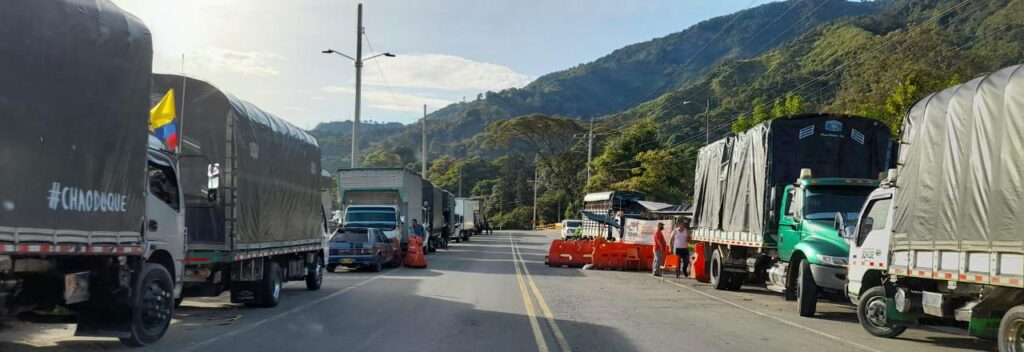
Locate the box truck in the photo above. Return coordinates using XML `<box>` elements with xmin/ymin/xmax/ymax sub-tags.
<box><xmin>453</xmin><ymin>198</ymin><xmax>484</xmax><ymax>241</ymax></box>
<box><xmin>337</xmin><ymin>168</ymin><xmax>426</xmax><ymax>251</ymax></box>
<box><xmin>691</xmin><ymin>113</ymin><xmax>892</xmax><ymax>316</ymax></box>
<box><xmin>0</xmin><ymin>1</ymin><xmax>182</xmax><ymax>345</ymax></box>
<box><xmin>153</xmin><ymin>74</ymin><xmax>328</xmax><ymax>308</ymax></box>
<box><xmin>846</xmin><ymin>65</ymin><xmax>1024</xmax><ymax>350</ymax></box>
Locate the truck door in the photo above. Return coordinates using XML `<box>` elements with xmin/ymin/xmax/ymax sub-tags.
<box><xmin>778</xmin><ymin>186</ymin><xmax>802</xmax><ymax>261</ymax></box>
<box><xmin>848</xmin><ymin>195</ymin><xmax>893</xmax><ymax>299</ymax></box>
<box><xmin>146</xmin><ymin>155</ymin><xmax>186</xmax><ymax>289</ymax></box>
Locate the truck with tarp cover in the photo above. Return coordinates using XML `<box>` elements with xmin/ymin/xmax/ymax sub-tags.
<box><xmin>0</xmin><ymin>0</ymin><xmax>183</xmax><ymax>345</ymax></box>
<box><xmin>153</xmin><ymin>74</ymin><xmax>327</xmax><ymax>308</ymax></box>
<box><xmin>846</xmin><ymin>65</ymin><xmax>1024</xmax><ymax>349</ymax></box>
<box><xmin>691</xmin><ymin>113</ymin><xmax>891</xmax><ymax>316</ymax></box>
<box><xmin>422</xmin><ymin>182</ymin><xmax>447</xmax><ymax>251</ymax></box>
<box><xmin>579</xmin><ymin>191</ymin><xmax>645</xmax><ymax>240</ymax></box>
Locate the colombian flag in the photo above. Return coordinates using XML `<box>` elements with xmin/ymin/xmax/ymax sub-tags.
<box><xmin>150</xmin><ymin>89</ymin><xmax>178</xmax><ymax>150</ymax></box>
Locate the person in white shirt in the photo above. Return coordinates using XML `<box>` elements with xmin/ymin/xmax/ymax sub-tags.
<box><xmin>669</xmin><ymin>221</ymin><xmax>691</xmax><ymax>278</ymax></box>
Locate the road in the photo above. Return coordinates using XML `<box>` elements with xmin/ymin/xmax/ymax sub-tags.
<box><xmin>0</xmin><ymin>230</ymin><xmax>995</xmax><ymax>351</ymax></box>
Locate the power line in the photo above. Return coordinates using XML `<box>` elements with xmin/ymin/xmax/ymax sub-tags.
<box><xmin>362</xmin><ymin>31</ymin><xmax>399</xmax><ymax>104</ymax></box>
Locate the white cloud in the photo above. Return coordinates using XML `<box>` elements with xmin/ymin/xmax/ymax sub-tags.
<box><xmin>363</xmin><ymin>53</ymin><xmax>534</xmax><ymax>91</ymax></box>
<box><xmin>190</xmin><ymin>47</ymin><xmax>284</xmax><ymax>77</ymax></box>
<box><xmin>321</xmin><ymin>86</ymin><xmax>453</xmax><ymax>113</ymax></box>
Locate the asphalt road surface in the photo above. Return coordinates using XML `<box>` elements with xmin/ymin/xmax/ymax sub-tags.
<box><xmin>0</xmin><ymin>230</ymin><xmax>996</xmax><ymax>351</ymax></box>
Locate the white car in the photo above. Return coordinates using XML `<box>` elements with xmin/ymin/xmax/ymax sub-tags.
<box><xmin>560</xmin><ymin>219</ymin><xmax>582</xmax><ymax>238</ymax></box>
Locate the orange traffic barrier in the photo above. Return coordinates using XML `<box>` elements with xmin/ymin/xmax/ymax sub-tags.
<box><xmin>692</xmin><ymin>242</ymin><xmax>709</xmax><ymax>282</ymax></box>
<box><xmin>404</xmin><ymin>236</ymin><xmax>427</xmax><ymax>268</ymax></box>
<box><xmin>662</xmin><ymin>254</ymin><xmax>680</xmax><ymax>272</ymax></box>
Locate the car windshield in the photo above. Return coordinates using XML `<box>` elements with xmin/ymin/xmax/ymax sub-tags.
<box><xmin>331</xmin><ymin>231</ymin><xmax>371</xmax><ymax>243</ymax></box>
<box><xmin>565</xmin><ymin>221</ymin><xmax>582</xmax><ymax>227</ymax></box>
<box><xmin>804</xmin><ymin>186</ymin><xmax>874</xmax><ymax>221</ymax></box>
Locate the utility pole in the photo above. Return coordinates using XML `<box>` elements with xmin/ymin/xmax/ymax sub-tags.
<box><xmin>421</xmin><ymin>104</ymin><xmax>427</xmax><ymax>178</ymax></box>
<box><xmin>705</xmin><ymin>97</ymin><xmax>711</xmax><ymax>145</ymax></box>
<box><xmin>532</xmin><ymin>167</ymin><xmax>539</xmax><ymax>230</ymax></box>
<box><xmin>457</xmin><ymin>165</ymin><xmax>462</xmax><ymax>197</ymax></box>
<box><xmin>351</xmin><ymin>3</ymin><xmax>364</xmax><ymax>168</ymax></box>
<box><xmin>586</xmin><ymin>117</ymin><xmax>594</xmax><ymax>183</ymax></box>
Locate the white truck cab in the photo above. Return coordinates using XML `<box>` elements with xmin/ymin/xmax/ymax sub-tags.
<box><xmin>845</xmin><ymin>177</ymin><xmax>896</xmax><ymax>305</ymax></box>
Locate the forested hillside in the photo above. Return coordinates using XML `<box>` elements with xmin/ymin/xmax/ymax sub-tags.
<box><xmin>314</xmin><ymin>0</ymin><xmax>1024</xmax><ymax>229</ymax></box>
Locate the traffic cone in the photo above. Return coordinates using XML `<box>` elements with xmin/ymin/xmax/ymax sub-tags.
<box><xmin>404</xmin><ymin>235</ymin><xmax>427</xmax><ymax>268</ymax></box>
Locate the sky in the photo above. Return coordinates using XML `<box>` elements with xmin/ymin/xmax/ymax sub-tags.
<box><xmin>113</xmin><ymin>0</ymin><xmax>777</xmax><ymax>128</ymax></box>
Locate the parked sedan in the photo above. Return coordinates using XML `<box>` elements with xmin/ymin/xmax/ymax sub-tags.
<box><xmin>328</xmin><ymin>227</ymin><xmax>399</xmax><ymax>272</ymax></box>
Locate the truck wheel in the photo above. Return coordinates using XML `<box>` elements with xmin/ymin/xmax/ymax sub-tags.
<box><xmin>999</xmin><ymin>305</ymin><xmax>1024</xmax><ymax>351</ymax></box>
<box><xmin>710</xmin><ymin>249</ymin><xmax>731</xmax><ymax>290</ymax></box>
<box><xmin>783</xmin><ymin>262</ymin><xmax>798</xmax><ymax>301</ymax></box>
<box><xmin>119</xmin><ymin>263</ymin><xmax>174</xmax><ymax>346</ymax></box>
<box><xmin>857</xmin><ymin>286</ymin><xmax>906</xmax><ymax>338</ymax></box>
<box><xmin>250</xmin><ymin>262</ymin><xmax>282</xmax><ymax>308</ymax></box>
<box><xmin>726</xmin><ymin>273</ymin><xmax>745</xmax><ymax>291</ymax></box>
<box><xmin>305</xmin><ymin>258</ymin><xmax>324</xmax><ymax>291</ymax></box>
<box><xmin>327</xmin><ymin>264</ymin><xmax>338</xmax><ymax>273</ymax></box>
<box><xmin>797</xmin><ymin>260</ymin><xmax>817</xmax><ymax>317</ymax></box>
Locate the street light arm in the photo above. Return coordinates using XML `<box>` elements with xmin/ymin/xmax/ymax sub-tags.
<box><xmin>322</xmin><ymin>49</ymin><xmax>356</xmax><ymax>61</ymax></box>
<box><xmin>364</xmin><ymin>52</ymin><xmax>396</xmax><ymax>61</ymax></box>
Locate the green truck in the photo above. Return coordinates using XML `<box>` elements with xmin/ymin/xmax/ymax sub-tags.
<box><xmin>691</xmin><ymin>114</ymin><xmax>892</xmax><ymax>316</ymax></box>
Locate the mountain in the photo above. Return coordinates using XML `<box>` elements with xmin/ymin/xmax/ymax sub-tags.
<box><xmin>603</xmin><ymin>0</ymin><xmax>1024</xmax><ymax>143</ymax></box>
<box><xmin>374</xmin><ymin>0</ymin><xmax>882</xmax><ymax>156</ymax></box>
<box><xmin>308</xmin><ymin>121</ymin><xmax>405</xmax><ymax>171</ymax></box>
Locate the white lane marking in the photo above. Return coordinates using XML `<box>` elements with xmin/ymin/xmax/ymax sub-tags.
<box><xmin>180</xmin><ymin>266</ymin><xmax>403</xmax><ymax>351</ymax></box>
<box><xmin>509</xmin><ymin>232</ymin><xmax>550</xmax><ymax>352</ymax></box>
<box><xmin>663</xmin><ymin>279</ymin><xmax>884</xmax><ymax>352</ymax></box>
<box><xmin>511</xmin><ymin>232</ymin><xmax>572</xmax><ymax>352</ymax></box>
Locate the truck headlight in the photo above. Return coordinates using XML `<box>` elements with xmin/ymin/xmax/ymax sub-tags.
<box><xmin>816</xmin><ymin>254</ymin><xmax>848</xmax><ymax>267</ymax></box>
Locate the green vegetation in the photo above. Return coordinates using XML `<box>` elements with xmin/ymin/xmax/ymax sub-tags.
<box><xmin>311</xmin><ymin>0</ymin><xmax>1024</xmax><ymax>229</ymax></box>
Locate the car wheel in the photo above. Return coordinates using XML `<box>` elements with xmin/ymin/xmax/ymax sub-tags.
<box><xmin>857</xmin><ymin>286</ymin><xmax>907</xmax><ymax>338</ymax></box>
<box><xmin>797</xmin><ymin>260</ymin><xmax>817</xmax><ymax>317</ymax></box>
<box><xmin>371</xmin><ymin>256</ymin><xmax>383</xmax><ymax>272</ymax></box>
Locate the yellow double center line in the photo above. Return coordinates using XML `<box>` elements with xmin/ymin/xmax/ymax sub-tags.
<box><xmin>509</xmin><ymin>231</ymin><xmax>571</xmax><ymax>352</ymax></box>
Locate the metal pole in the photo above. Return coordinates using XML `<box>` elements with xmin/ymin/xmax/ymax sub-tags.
<box><xmin>705</xmin><ymin>98</ymin><xmax>710</xmax><ymax>145</ymax></box>
<box><xmin>351</xmin><ymin>3</ymin><xmax>364</xmax><ymax>168</ymax></box>
<box><xmin>457</xmin><ymin>165</ymin><xmax>462</xmax><ymax>197</ymax></box>
<box><xmin>532</xmin><ymin>167</ymin><xmax>538</xmax><ymax>230</ymax></box>
<box><xmin>586</xmin><ymin>117</ymin><xmax>594</xmax><ymax>183</ymax></box>
<box><xmin>422</xmin><ymin>105</ymin><xmax>427</xmax><ymax>178</ymax></box>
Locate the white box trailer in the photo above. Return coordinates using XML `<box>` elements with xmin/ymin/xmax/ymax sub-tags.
<box><xmin>338</xmin><ymin>168</ymin><xmax>423</xmax><ymax>248</ymax></box>
<box><xmin>453</xmin><ymin>198</ymin><xmax>482</xmax><ymax>241</ymax></box>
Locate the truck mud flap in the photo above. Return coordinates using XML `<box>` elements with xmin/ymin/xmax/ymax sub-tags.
<box><xmin>75</xmin><ymin>304</ymin><xmax>132</xmax><ymax>338</ymax></box>
<box><xmin>230</xmin><ymin>281</ymin><xmax>261</xmax><ymax>304</ymax></box>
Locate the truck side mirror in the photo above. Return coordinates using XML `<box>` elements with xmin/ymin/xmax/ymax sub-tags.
<box><xmin>833</xmin><ymin>212</ymin><xmax>845</xmax><ymax>231</ymax></box>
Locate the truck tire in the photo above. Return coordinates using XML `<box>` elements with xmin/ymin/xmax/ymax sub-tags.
<box><xmin>710</xmin><ymin>249</ymin><xmax>731</xmax><ymax>290</ymax></box>
<box><xmin>857</xmin><ymin>286</ymin><xmax>906</xmax><ymax>338</ymax></box>
<box><xmin>797</xmin><ymin>260</ymin><xmax>817</xmax><ymax>317</ymax></box>
<box><xmin>119</xmin><ymin>263</ymin><xmax>174</xmax><ymax>346</ymax></box>
<box><xmin>305</xmin><ymin>257</ymin><xmax>324</xmax><ymax>291</ymax></box>
<box><xmin>999</xmin><ymin>305</ymin><xmax>1024</xmax><ymax>351</ymax></box>
<box><xmin>327</xmin><ymin>264</ymin><xmax>338</xmax><ymax>273</ymax></box>
<box><xmin>726</xmin><ymin>273</ymin><xmax>745</xmax><ymax>291</ymax></box>
<box><xmin>249</xmin><ymin>261</ymin><xmax>283</xmax><ymax>308</ymax></box>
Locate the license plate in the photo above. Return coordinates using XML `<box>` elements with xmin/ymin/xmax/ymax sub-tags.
<box><xmin>341</xmin><ymin>258</ymin><xmax>354</xmax><ymax>264</ymax></box>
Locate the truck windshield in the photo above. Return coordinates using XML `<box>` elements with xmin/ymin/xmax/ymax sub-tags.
<box><xmin>345</xmin><ymin>210</ymin><xmax>397</xmax><ymax>230</ymax></box>
<box><xmin>804</xmin><ymin>186</ymin><xmax>874</xmax><ymax>221</ymax></box>
<box><xmin>565</xmin><ymin>220</ymin><xmax>582</xmax><ymax>228</ymax></box>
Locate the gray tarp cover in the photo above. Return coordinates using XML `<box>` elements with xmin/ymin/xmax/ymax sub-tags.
<box><xmin>894</xmin><ymin>65</ymin><xmax>1024</xmax><ymax>245</ymax></box>
<box><xmin>0</xmin><ymin>0</ymin><xmax>151</xmax><ymax>235</ymax></box>
<box><xmin>692</xmin><ymin>114</ymin><xmax>892</xmax><ymax>236</ymax></box>
<box><xmin>152</xmin><ymin>75</ymin><xmax>323</xmax><ymax>247</ymax></box>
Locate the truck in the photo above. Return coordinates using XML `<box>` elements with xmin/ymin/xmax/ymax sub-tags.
<box><xmin>422</xmin><ymin>183</ymin><xmax>446</xmax><ymax>251</ymax></box>
<box><xmin>0</xmin><ymin>1</ymin><xmax>183</xmax><ymax>345</ymax></box>
<box><xmin>337</xmin><ymin>168</ymin><xmax>425</xmax><ymax>252</ymax></box>
<box><xmin>580</xmin><ymin>191</ymin><xmax>645</xmax><ymax>240</ymax></box>
<box><xmin>153</xmin><ymin>74</ymin><xmax>328</xmax><ymax>308</ymax></box>
<box><xmin>453</xmin><ymin>198</ymin><xmax>483</xmax><ymax>241</ymax></box>
<box><xmin>691</xmin><ymin>113</ymin><xmax>892</xmax><ymax>316</ymax></box>
<box><xmin>846</xmin><ymin>65</ymin><xmax>1024</xmax><ymax>350</ymax></box>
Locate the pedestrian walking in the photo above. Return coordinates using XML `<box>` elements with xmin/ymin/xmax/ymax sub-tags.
<box><xmin>652</xmin><ymin>223</ymin><xmax>668</xmax><ymax>277</ymax></box>
<box><xmin>670</xmin><ymin>221</ymin><xmax>691</xmax><ymax>278</ymax></box>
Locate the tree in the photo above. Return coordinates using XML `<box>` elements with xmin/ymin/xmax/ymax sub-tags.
<box><xmin>587</xmin><ymin>118</ymin><xmax>660</xmax><ymax>193</ymax></box>
<box><xmin>783</xmin><ymin>92</ymin><xmax>806</xmax><ymax>116</ymax></box>
<box><xmin>361</xmin><ymin>150</ymin><xmax>403</xmax><ymax>167</ymax></box>
<box><xmin>610</xmin><ymin>145</ymin><xmax>699</xmax><ymax>203</ymax></box>
<box><xmin>482</xmin><ymin>114</ymin><xmax>586</xmax><ymax>215</ymax></box>
<box><xmin>751</xmin><ymin>97</ymin><xmax>770</xmax><ymax>125</ymax></box>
